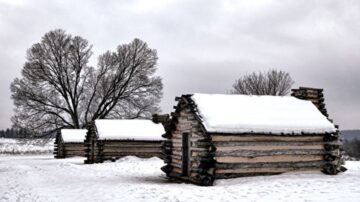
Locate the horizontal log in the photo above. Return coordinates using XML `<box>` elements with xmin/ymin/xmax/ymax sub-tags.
<box><xmin>170</xmin><ymin>147</ymin><xmax>183</xmax><ymax>152</ymax></box>
<box><xmin>171</xmin><ymin>139</ymin><xmax>182</xmax><ymax>144</ymax></box>
<box><xmin>191</xmin><ymin>151</ymin><xmax>209</xmax><ymax>157</ymax></box>
<box><xmin>211</xmin><ymin>135</ymin><xmax>324</xmax><ymax>142</ymax></box>
<box><xmin>190</xmin><ymin>133</ymin><xmax>206</xmax><ymax>139</ymax></box>
<box><xmin>59</xmin><ymin>142</ymin><xmax>85</xmax><ymax>146</ymax></box>
<box><xmin>213</xmin><ymin>141</ymin><xmax>338</xmax><ymax>147</ymax></box>
<box><xmin>172</xmin><ymin>143</ymin><xmax>183</xmax><ymax>148</ymax></box>
<box><xmin>215</xmin><ymin>167</ymin><xmax>319</xmax><ymax>174</ymax></box>
<box><xmin>172</xmin><ymin>167</ymin><xmax>182</xmax><ymax>174</ymax></box>
<box><xmin>191</xmin><ymin>147</ymin><xmax>208</xmax><ymax>152</ymax></box>
<box><xmin>101</xmin><ymin>152</ymin><xmax>161</xmax><ymax>156</ymax></box>
<box><xmin>64</xmin><ymin>150</ymin><xmax>85</xmax><ymax>154</ymax></box>
<box><xmin>102</xmin><ymin>148</ymin><xmax>161</xmax><ymax>153</ymax></box>
<box><xmin>215</xmin><ymin>149</ymin><xmax>335</xmax><ymax>157</ymax></box>
<box><xmin>292</xmin><ymin>89</ymin><xmax>323</xmax><ymax>95</ymax></box>
<box><xmin>172</xmin><ymin>137</ymin><xmax>207</xmax><ymax>144</ymax></box>
<box><xmin>216</xmin><ymin>160</ymin><xmax>337</xmax><ymax>169</ymax></box>
<box><xmin>215</xmin><ymin>155</ymin><xmax>323</xmax><ymax>163</ymax></box>
<box><xmin>170</xmin><ymin>162</ymin><xmax>182</xmax><ymax>169</ymax></box>
<box><xmin>294</xmin><ymin>93</ymin><xmax>323</xmax><ymax>99</ymax></box>
<box><xmin>170</xmin><ymin>154</ymin><xmax>182</xmax><ymax>160</ymax></box>
<box><xmin>177</xmin><ymin>123</ymin><xmax>192</xmax><ymax>131</ymax></box>
<box><xmin>65</xmin><ymin>154</ymin><xmax>85</xmax><ymax>157</ymax></box>
<box><xmin>172</xmin><ymin>150</ymin><xmax>182</xmax><ymax>156</ymax></box>
<box><xmin>64</xmin><ymin>144</ymin><xmax>84</xmax><ymax>147</ymax></box>
<box><xmin>102</xmin><ymin>143</ymin><xmax>161</xmax><ymax>148</ymax></box>
<box><xmin>309</xmin><ymin>99</ymin><xmax>325</xmax><ymax>104</ymax></box>
<box><xmin>298</xmin><ymin>87</ymin><xmax>323</xmax><ymax>92</ymax></box>
<box><xmin>216</xmin><ymin>144</ymin><xmax>324</xmax><ymax>151</ymax></box>
<box><xmin>98</xmin><ymin>140</ymin><xmax>162</xmax><ymax>144</ymax></box>
<box><xmin>65</xmin><ymin>155</ymin><xmax>85</xmax><ymax>157</ymax></box>
<box><xmin>63</xmin><ymin>147</ymin><xmax>85</xmax><ymax>151</ymax></box>
<box><xmin>215</xmin><ymin>172</ymin><xmax>281</xmax><ymax>179</ymax></box>
<box><xmin>172</xmin><ymin>158</ymin><xmax>183</xmax><ymax>165</ymax></box>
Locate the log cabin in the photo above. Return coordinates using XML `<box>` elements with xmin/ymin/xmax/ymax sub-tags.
<box><xmin>54</xmin><ymin>129</ymin><xmax>87</xmax><ymax>158</ymax></box>
<box><xmin>161</xmin><ymin>93</ymin><xmax>346</xmax><ymax>186</ymax></box>
<box><xmin>84</xmin><ymin>119</ymin><xmax>165</xmax><ymax>164</ymax></box>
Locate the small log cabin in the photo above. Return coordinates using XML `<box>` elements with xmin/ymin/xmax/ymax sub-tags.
<box><xmin>85</xmin><ymin>119</ymin><xmax>165</xmax><ymax>164</ymax></box>
<box><xmin>161</xmin><ymin>93</ymin><xmax>345</xmax><ymax>186</ymax></box>
<box><xmin>54</xmin><ymin>129</ymin><xmax>87</xmax><ymax>158</ymax></box>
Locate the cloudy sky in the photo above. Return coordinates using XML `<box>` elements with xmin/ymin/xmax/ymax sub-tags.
<box><xmin>0</xmin><ymin>0</ymin><xmax>359</xmax><ymax>130</ymax></box>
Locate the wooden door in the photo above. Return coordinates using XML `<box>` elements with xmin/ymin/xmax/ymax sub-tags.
<box><xmin>182</xmin><ymin>133</ymin><xmax>190</xmax><ymax>176</ymax></box>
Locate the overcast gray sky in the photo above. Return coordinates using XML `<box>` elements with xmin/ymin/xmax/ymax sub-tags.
<box><xmin>0</xmin><ymin>0</ymin><xmax>359</xmax><ymax>130</ymax></box>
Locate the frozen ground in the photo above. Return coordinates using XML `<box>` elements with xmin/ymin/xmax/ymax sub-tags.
<box><xmin>0</xmin><ymin>155</ymin><xmax>359</xmax><ymax>202</ymax></box>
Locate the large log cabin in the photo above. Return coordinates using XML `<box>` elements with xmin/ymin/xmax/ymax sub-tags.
<box><xmin>54</xmin><ymin>129</ymin><xmax>87</xmax><ymax>158</ymax></box>
<box><xmin>161</xmin><ymin>93</ymin><xmax>345</xmax><ymax>186</ymax></box>
<box><xmin>84</xmin><ymin>119</ymin><xmax>165</xmax><ymax>164</ymax></box>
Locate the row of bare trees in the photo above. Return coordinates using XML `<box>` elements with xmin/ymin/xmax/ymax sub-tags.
<box><xmin>343</xmin><ymin>139</ymin><xmax>360</xmax><ymax>159</ymax></box>
<box><xmin>231</xmin><ymin>69</ymin><xmax>294</xmax><ymax>96</ymax></box>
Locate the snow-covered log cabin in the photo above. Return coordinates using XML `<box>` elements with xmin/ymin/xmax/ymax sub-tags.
<box><xmin>84</xmin><ymin>119</ymin><xmax>165</xmax><ymax>164</ymax></box>
<box><xmin>54</xmin><ymin>129</ymin><xmax>87</xmax><ymax>158</ymax></box>
<box><xmin>161</xmin><ymin>93</ymin><xmax>345</xmax><ymax>186</ymax></box>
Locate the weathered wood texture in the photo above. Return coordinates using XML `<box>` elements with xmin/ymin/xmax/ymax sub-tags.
<box><xmin>291</xmin><ymin>87</ymin><xmax>346</xmax><ymax>171</ymax></box>
<box><xmin>98</xmin><ymin>140</ymin><xmax>163</xmax><ymax>162</ymax></box>
<box><xmin>161</xmin><ymin>95</ymin><xmax>216</xmax><ymax>186</ymax></box>
<box><xmin>84</xmin><ymin>122</ymin><xmax>163</xmax><ymax>164</ymax></box>
<box><xmin>54</xmin><ymin>131</ymin><xmax>85</xmax><ymax>158</ymax></box>
<box><xmin>211</xmin><ymin>133</ymin><xmax>342</xmax><ymax>178</ymax></box>
<box><xmin>54</xmin><ymin>130</ymin><xmax>64</xmax><ymax>158</ymax></box>
<box><xmin>163</xmin><ymin>92</ymin><xmax>345</xmax><ymax>186</ymax></box>
<box><xmin>84</xmin><ymin>123</ymin><xmax>99</xmax><ymax>164</ymax></box>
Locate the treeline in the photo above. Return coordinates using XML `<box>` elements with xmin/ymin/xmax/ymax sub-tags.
<box><xmin>343</xmin><ymin>139</ymin><xmax>360</xmax><ymax>158</ymax></box>
<box><xmin>0</xmin><ymin>128</ymin><xmax>37</xmax><ymax>138</ymax></box>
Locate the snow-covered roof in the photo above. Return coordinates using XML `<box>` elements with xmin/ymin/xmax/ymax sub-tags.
<box><xmin>95</xmin><ymin>119</ymin><xmax>165</xmax><ymax>140</ymax></box>
<box><xmin>61</xmin><ymin>129</ymin><xmax>87</xmax><ymax>143</ymax></box>
<box><xmin>191</xmin><ymin>93</ymin><xmax>336</xmax><ymax>134</ymax></box>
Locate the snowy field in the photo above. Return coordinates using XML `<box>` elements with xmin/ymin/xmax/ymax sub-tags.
<box><xmin>0</xmin><ymin>155</ymin><xmax>359</xmax><ymax>202</ymax></box>
<box><xmin>0</xmin><ymin>138</ymin><xmax>53</xmax><ymax>154</ymax></box>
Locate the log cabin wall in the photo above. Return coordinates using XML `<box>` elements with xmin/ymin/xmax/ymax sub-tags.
<box><xmin>161</xmin><ymin>95</ymin><xmax>216</xmax><ymax>186</ymax></box>
<box><xmin>54</xmin><ymin>130</ymin><xmax>86</xmax><ymax>159</ymax></box>
<box><xmin>85</xmin><ymin>121</ymin><xmax>163</xmax><ymax>164</ymax></box>
<box><xmin>291</xmin><ymin>86</ymin><xmax>346</xmax><ymax>168</ymax></box>
<box><xmin>54</xmin><ymin>130</ymin><xmax>65</xmax><ymax>159</ymax></box>
<box><xmin>96</xmin><ymin>140</ymin><xmax>163</xmax><ymax>163</ymax></box>
<box><xmin>62</xmin><ymin>143</ymin><xmax>85</xmax><ymax>157</ymax></box>
<box><xmin>84</xmin><ymin>123</ymin><xmax>100</xmax><ymax>164</ymax></box>
<box><xmin>211</xmin><ymin>133</ymin><xmax>342</xmax><ymax>179</ymax></box>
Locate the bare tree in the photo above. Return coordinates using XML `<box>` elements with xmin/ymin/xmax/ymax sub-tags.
<box><xmin>231</xmin><ymin>69</ymin><xmax>294</xmax><ymax>95</ymax></box>
<box><xmin>11</xmin><ymin>29</ymin><xmax>162</xmax><ymax>134</ymax></box>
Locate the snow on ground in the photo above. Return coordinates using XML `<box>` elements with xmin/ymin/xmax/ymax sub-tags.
<box><xmin>0</xmin><ymin>155</ymin><xmax>359</xmax><ymax>202</ymax></box>
<box><xmin>0</xmin><ymin>138</ymin><xmax>53</xmax><ymax>154</ymax></box>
